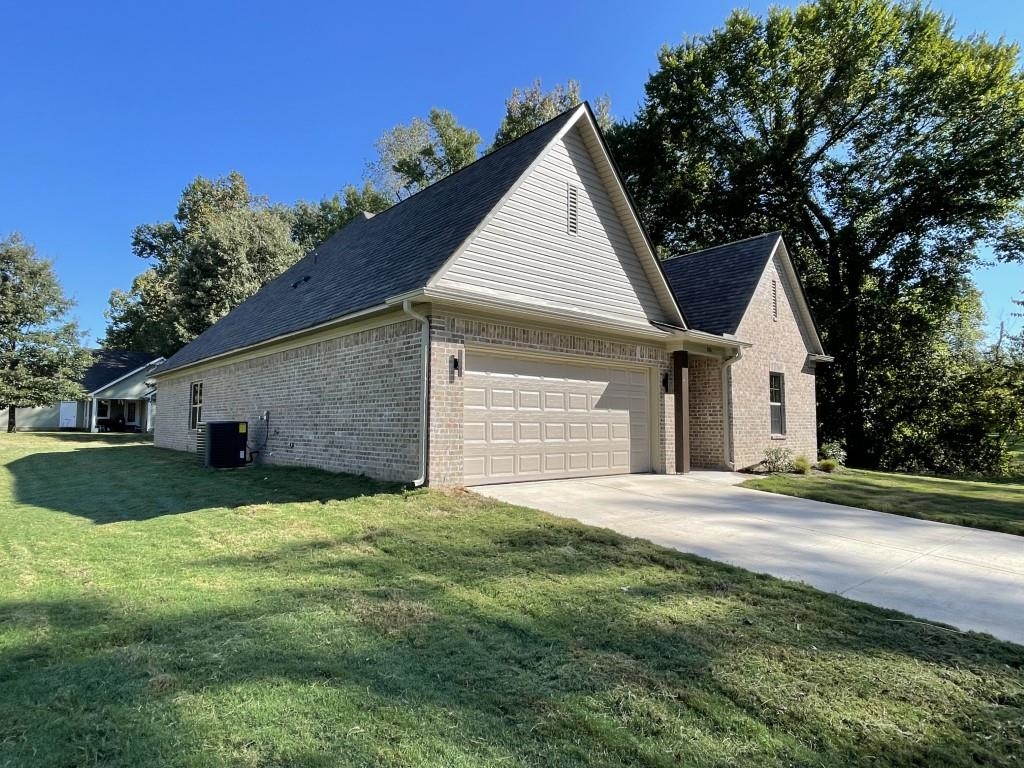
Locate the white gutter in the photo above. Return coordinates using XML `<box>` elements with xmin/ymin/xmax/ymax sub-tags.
<box><xmin>720</xmin><ymin>347</ymin><xmax>744</xmax><ymax>470</ymax></box>
<box><xmin>401</xmin><ymin>300</ymin><xmax>430</xmax><ymax>487</ymax></box>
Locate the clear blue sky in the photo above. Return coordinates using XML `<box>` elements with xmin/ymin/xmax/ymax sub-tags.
<box><xmin>2</xmin><ymin>0</ymin><xmax>1021</xmax><ymax>344</ymax></box>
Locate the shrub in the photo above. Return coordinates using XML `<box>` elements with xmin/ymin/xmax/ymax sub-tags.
<box><xmin>818</xmin><ymin>458</ymin><xmax>838</xmax><ymax>473</ymax></box>
<box><xmin>793</xmin><ymin>455</ymin><xmax>813</xmax><ymax>474</ymax></box>
<box><xmin>761</xmin><ymin>447</ymin><xmax>794</xmax><ymax>473</ymax></box>
<box><xmin>819</xmin><ymin>441</ymin><xmax>847</xmax><ymax>466</ymax></box>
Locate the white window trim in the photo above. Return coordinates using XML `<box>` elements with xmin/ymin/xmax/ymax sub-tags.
<box><xmin>769</xmin><ymin>371</ymin><xmax>786</xmax><ymax>437</ymax></box>
<box><xmin>189</xmin><ymin>381</ymin><xmax>203</xmax><ymax>431</ymax></box>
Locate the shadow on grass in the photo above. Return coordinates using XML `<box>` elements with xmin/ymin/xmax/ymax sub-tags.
<box><xmin>2</xmin><ymin>550</ymin><xmax>1021</xmax><ymax>767</ymax></box>
<box><xmin>7</xmin><ymin>434</ymin><xmax>400</xmax><ymax>524</ymax></box>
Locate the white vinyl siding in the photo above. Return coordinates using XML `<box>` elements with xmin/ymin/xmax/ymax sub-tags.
<box><xmin>438</xmin><ymin>126</ymin><xmax>668</xmax><ymax>325</ymax></box>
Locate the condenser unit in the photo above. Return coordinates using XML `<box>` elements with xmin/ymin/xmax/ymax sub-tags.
<box><xmin>200</xmin><ymin>421</ymin><xmax>249</xmax><ymax>468</ymax></box>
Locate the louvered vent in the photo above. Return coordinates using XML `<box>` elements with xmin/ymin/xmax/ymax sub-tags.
<box><xmin>771</xmin><ymin>279</ymin><xmax>778</xmax><ymax>320</ymax></box>
<box><xmin>566</xmin><ymin>183</ymin><xmax>579</xmax><ymax>235</ymax></box>
<box><xmin>195</xmin><ymin>422</ymin><xmax>207</xmax><ymax>464</ymax></box>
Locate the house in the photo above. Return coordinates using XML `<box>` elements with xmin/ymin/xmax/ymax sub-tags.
<box><xmin>16</xmin><ymin>350</ymin><xmax>164</xmax><ymax>432</ymax></box>
<box><xmin>151</xmin><ymin>104</ymin><xmax>829</xmax><ymax>484</ymax></box>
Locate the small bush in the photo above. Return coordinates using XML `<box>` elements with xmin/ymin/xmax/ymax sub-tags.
<box><xmin>762</xmin><ymin>447</ymin><xmax>794</xmax><ymax>473</ymax></box>
<box><xmin>818</xmin><ymin>458</ymin><xmax>838</xmax><ymax>473</ymax></box>
<box><xmin>793</xmin><ymin>455</ymin><xmax>813</xmax><ymax>474</ymax></box>
<box><xmin>819</xmin><ymin>441</ymin><xmax>847</xmax><ymax>465</ymax></box>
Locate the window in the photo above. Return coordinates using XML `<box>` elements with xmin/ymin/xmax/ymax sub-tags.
<box><xmin>771</xmin><ymin>279</ymin><xmax>778</xmax><ymax>321</ymax></box>
<box><xmin>96</xmin><ymin>400</ymin><xmax>109</xmax><ymax>419</ymax></box>
<box><xmin>126</xmin><ymin>401</ymin><xmax>138</xmax><ymax>424</ymax></box>
<box><xmin>189</xmin><ymin>382</ymin><xmax>203</xmax><ymax>430</ymax></box>
<box><xmin>566</xmin><ymin>183</ymin><xmax>579</xmax><ymax>235</ymax></box>
<box><xmin>769</xmin><ymin>372</ymin><xmax>786</xmax><ymax>435</ymax></box>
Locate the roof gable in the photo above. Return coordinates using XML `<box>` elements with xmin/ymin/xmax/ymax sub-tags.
<box><xmin>157</xmin><ymin>109</ymin><xmax>579</xmax><ymax>374</ymax></box>
<box><xmin>83</xmin><ymin>350</ymin><xmax>162</xmax><ymax>393</ymax></box>
<box><xmin>661</xmin><ymin>233</ymin><xmax>781</xmax><ymax>335</ymax></box>
<box><xmin>662</xmin><ymin>233</ymin><xmax>825</xmax><ymax>355</ymax></box>
<box><xmin>431</xmin><ymin>118</ymin><xmax>678</xmax><ymax>326</ymax></box>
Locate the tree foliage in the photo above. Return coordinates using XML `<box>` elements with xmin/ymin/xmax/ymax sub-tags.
<box><xmin>492</xmin><ymin>80</ymin><xmax>612</xmax><ymax>149</ymax></box>
<box><xmin>610</xmin><ymin>0</ymin><xmax>1024</xmax><ymax>470</ymax></box>
<box><xmin>104</xmin><ymin>172</ymin><xmax>302</xmax><ymax>356</ymax></box>
<box><xmin>367</xmin><ymin>108</ymin><xmax>481</xmax><ymax>200</ymax></box>
<box><xmin>0</xmin><ymin>234</ymin><xmax>90</xmax><ymax>432</ymax></box>
<box><xmin>289</xmin><ymin>183</ymin><xmax>392</xmax><ymax>252</ymax></box>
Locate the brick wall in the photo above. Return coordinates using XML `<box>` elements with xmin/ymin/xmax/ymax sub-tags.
<box><xmin>729</xmin><ymin>254</ymin><xmax>818</xmax><ymax>469</ymax></box>
<box><xmin>428</xmin><ymin>312</ymin><xmax>674</xmax><ymax>485</ymax></box>
<box><xmin>688</xmin><ymin>355</ymin><xmax>727</xmax><ymax>469</ymax></box>
<box><xmin>153</xmin><ymin>319</ymin><xmax>423</xmax><ymax>482</ymax></box>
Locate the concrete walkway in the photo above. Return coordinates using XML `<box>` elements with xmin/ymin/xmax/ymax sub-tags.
<box><xmin>474</xmin><ymin>474</ymin><xmax>1024</xmax><ymax>645</ymax></box>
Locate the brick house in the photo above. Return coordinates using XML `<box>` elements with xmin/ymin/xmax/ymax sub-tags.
<box><xmin>151</xmin><ymin>104</ymin><xmax>830</xmax><ymax>484</ymax></box>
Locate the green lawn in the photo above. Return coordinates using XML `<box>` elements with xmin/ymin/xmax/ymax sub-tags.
<box><xmin>1</xmin><ymin>434</ymin><xmax>1022</xmax><ymax>767</ymax></box>
<box><xmin>742</xmin><ymin>468</ymin><xmax>1024</xmax><ymax>536</ymax></box>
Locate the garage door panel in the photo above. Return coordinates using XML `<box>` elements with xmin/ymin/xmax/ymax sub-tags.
<box><xmin>463</xmin><ymin>351</ymin><xmax>651</xmax><ymax>484</ymax></box>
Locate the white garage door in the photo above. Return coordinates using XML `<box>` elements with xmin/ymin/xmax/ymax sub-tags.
<box><xmin>463</xmin><ymin>350</ymin><xmax>651</xmax><ymax>485</ymax></box>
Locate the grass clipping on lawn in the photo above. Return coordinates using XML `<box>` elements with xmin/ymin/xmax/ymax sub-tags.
<box><xmin>0</xmin><ymin>433</ymin><xmax>1021</xmax><ymax>768</ymax></box>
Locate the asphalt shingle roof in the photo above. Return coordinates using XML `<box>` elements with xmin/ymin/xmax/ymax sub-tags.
<box><xmin>158</xmin><ymin>108</ymin><xmax>579</xmax><ymax>373</ymax></box>
<box><xmin>83</xmin><ymin>350</ymin><xmax>161</xmax><ymax>393</ymax></box>
<box><xmin>661</xmin><ymin>233</ymin><xmax>781</xmax><ymax>335</ymax></box>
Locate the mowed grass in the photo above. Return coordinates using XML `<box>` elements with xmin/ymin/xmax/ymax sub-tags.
<box><xmin>742</xmin><ymin>468</ymin><xmax>1024</xmax><ymax>536</ymax></box>
<box><xmin>1</xmin><ymin>434</ymin><xmax>1022</xmax><ymax>768</ymax></box>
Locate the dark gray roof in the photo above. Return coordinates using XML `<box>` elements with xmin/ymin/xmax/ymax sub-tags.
<box><xmin>661</xmin><ymin>233</ymin><xmax>781</xmax><ymax>335</ymax></box>
<box><xmin>158</xmin><ymin>108</ymin><xmax>579</xmax><ymax>373</ymax></box>
<box><xmin>84</xmin><ymin>350</ymin><xmax>161</xmax><ymax>393</ymax></box>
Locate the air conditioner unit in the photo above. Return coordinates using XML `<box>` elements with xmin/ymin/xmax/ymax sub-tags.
<box><xmin>201</xmin><ymin>421</ymin><xmax>249</xmax><ymax>468</ymax></box>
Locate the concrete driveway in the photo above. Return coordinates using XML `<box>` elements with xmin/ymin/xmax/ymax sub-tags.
<box><xmin>474</xmin><ymin>473</ymin><xmax>1024</xmax><ymax>645</ymax></box>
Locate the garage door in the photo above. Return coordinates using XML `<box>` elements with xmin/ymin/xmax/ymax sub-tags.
<box><xmin>463</xmin><ymin>350</ymin><xmax>651</xmax><ymax>484</ymax></box>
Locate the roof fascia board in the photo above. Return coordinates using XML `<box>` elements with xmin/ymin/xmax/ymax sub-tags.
<box><xmin>573</xmin><ymin>105</ymin><xmax>688</xmax><ymax>329</ymax></box>
<box><xmin>426</xmin><ymin>105</ymin><xmax>588</xmax><ymax>290</ymax></box>
<box><xmin>87</xmin><ymin>357</ymin><xmax>166</xmax><ymax>396</ymax></box>
<box><xmin>776</xmin><ymin>240</ymin><xmax>827</xmax><ymax>356</ymax></box>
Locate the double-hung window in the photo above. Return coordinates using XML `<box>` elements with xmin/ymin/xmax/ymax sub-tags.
<box><xmin>189</xmin><ymin>382</ymin><xmax>203</xmax><ymax>430</ymax></box>
<box><xmin>769</xmin><ymin>372</ymin><xmax>786</xmax><ymax>436</ymax></box>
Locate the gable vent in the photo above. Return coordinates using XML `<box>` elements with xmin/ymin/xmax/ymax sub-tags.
<box><xmin>771</xmin><ymin>279</ymin><xmax>779</xmax><ymax>320</ymax></box>
<box><xmin>566</xmin><ymin>183</ymin><xmax>579</xmax><ymax>236</ymax></box>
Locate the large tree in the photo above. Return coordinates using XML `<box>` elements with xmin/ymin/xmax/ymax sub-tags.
<box><xmin>367</xmin><ymin>108</ymin><xmax>481</xmax><ymax>200</ymax></box>
<box><xmin>610</xmin><ymin>0</ymin><xmax>1024</xmax><ymax>468</ymax></box>
<box><xmin>492</xmin><ymin>80</ymin><xmax>612</xmax><ymax>149</ymax></box>
<box><xmin>289</xmin><ymin>182</ymin><xmax>392</xmax><ymax>252</ymax></box>
<box><xmin>104</xmin><ymin>172</ymin><xmax>302</xmax><ymax>356</ymax></box>
<box><xmin>0</xmin><ymin>234</ymin><xmax>90</xmax><ymax>432</ymax></box>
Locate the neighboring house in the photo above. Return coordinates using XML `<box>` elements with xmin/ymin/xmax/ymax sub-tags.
<box><xmin>151</xmin><ymin>104</ymin><xmax>830</xmax><ymax>484</ymax></box>
<box><xmin>16</xmin><ymin>350</ymin><xmax>165</xmax><ymax>432</ymax></box>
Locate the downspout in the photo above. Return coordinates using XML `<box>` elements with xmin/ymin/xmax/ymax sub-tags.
<box><xmin>720</xmin><ymin>348</ymin><xmax>743</xmax><ymax>470</ymax></box>
<box><xmin>402</xmin><ymin>300</ymin><xmax>429</xmax><ymax>487</ymax></box>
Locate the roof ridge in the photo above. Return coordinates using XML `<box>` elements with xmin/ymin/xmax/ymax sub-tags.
<box><xmin>347</xmin><ymin>103</ymin><xmax>585</xmax><ymax>229</ymax></box>
<box><xmin>661</xmin><ymin>231</ymin><xmax>782</xmax><ymax>262</ymax></box>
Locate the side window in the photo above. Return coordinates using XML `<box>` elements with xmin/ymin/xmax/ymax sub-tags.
<box><xmin>769</xmin><ymin>372</ymin><xmax>786</xmax><ymax>436</ymax></box>
<box><xmin>189</xmin><ymin>381</ymin><xmax>203</xmax><ymax>430</ymax></box>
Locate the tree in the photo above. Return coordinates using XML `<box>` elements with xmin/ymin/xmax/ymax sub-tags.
<box><xmin>609</xmin><ymin>0</ymin><xmax>1024</xmax><ymax>468</ymax></box>
<box><xmin>492</xmin><ymin>80</ymin><xmax>612</xmax><ymax>149</ymax></box>
<box><xmin>289</xmin><ymin>182</ymin><xmax>392</xmax><ymax>252</ymax></box>
<box><xmin>104</xmin><ymin>172</ymin><xmax>302</xmax><ymax>355</ymax></box>
<box><xmin>367</xmin><ymin>108</ymin><xmax>481</xmax><ymax>200</ymax></box>
<box><xmin>0</xmin><ymin>234</ymin><xmax>90</xmax><ymax>432</ymax></box>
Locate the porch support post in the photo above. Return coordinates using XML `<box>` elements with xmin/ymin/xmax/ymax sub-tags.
<box><xmin>90</xmin><ymin>397</ymin><xmax>98</xmax><ymax>433</ymax></box>
<box><xmin>672</xmin><ymin>351</ymin><xmax>690</xmax><ymax>474</ymax></box>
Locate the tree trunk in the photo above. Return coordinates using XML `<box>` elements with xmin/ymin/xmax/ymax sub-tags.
<box><xmin>7</xmin><ymin>404</ymin><xmax>15</xmax><ymax>433</ymax></box>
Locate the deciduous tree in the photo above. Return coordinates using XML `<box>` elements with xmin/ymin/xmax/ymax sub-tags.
<box><xmin>368</xmin><ymin>109</ymin><xmax>481</xmax><ymax>200</ymax></box>
<box><xmin>610</xmin><ymin>0</ymin><xmax>1024</xmax><ymax>469</ymax></box>
<box><xmin>0</xmin><ymin>234</ymin><xmax>90</xmax><ymax>432</ymax></box>
<box><xmin>492</xmin><ymin>80</ymin><xmax>611</xmax><ymax>149</ymax></box>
